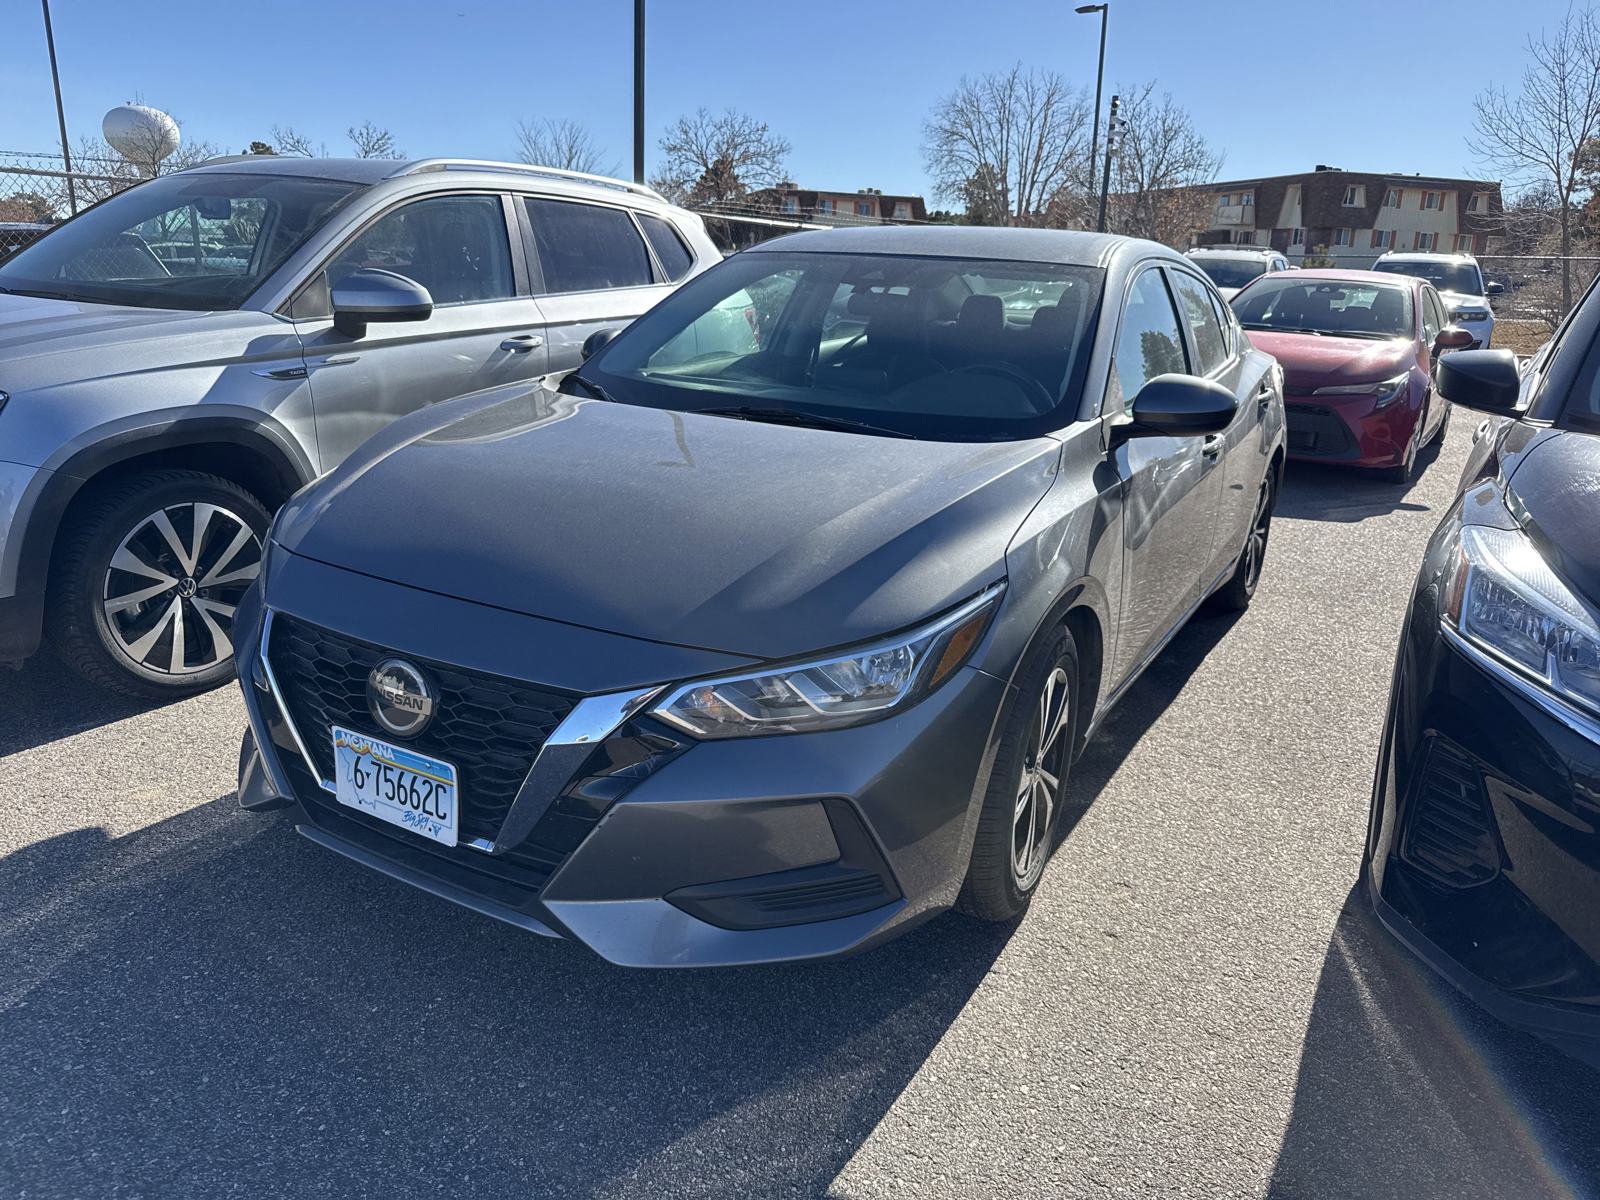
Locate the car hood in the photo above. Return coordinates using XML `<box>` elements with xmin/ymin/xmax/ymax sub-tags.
<box><xmin>1439</xmin><ymin>289</ymin><xmax>1491</xmax><ymax>313</ymax></box>
<box><xmin>1244</xmin><ymin>330</ymin><xmax>1415</xmax><ymax>391</ymax></box>
<box><xmin>1506</xmin><ymin>429</ymin><xmax>1600</xmax><ymax>603</ymax></box>
<box><xmin>272</xmin><ymin>384</ymin><xmax>1058</xmax><ymax>660</ymax></box>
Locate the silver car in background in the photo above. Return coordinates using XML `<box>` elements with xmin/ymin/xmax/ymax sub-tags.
<box><xmin>0</xmin><ymin>156</ymin><xmax>717</xmax><ymax>696</ymax></box>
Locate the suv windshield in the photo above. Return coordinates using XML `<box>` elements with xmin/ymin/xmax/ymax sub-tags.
<box><xmin>1373</xmin><ymin>258</ymin><xmax>1482</xmax><ymax>295</ymax></box>
<box><xmin>577</xmin><ymin>250</ymin><xmax>1104</xmax><ymax>441</ymax></box>
<box><xmin>1190</xmin><ymin>256</ymin><xmax>1268</xmax><ymax>289</ymax></box>
<box><xmin>0</xmin><ymin>171</ymin><xmax>364</xmax><ymax>310</ymax></box>
<box><xmin>1234</xmin><ymin>277</ymin><xmax>1413</xmax><ymax>340</ymax></box>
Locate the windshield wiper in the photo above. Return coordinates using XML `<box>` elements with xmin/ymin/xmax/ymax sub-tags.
<box><xmin>695</xmin><ymin>405</ymin><xmax>915</xmax><ymax>439</ymax></box>
<box><xmin>1242</xmin><ymin>323</ymin><xmax>1325</xmax><ymax>336</ymax></box>
<box><xmin>567</xmin><ymin>373</ymin><xmax>621</xmax><ymax>405</ymax></box>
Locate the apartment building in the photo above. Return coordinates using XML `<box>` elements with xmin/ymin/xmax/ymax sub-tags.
<box><xmin>1192</xmin><ymin>166</ymin><xmax>1503</xmax><ymax>263</ymax></box>
<box><xmin>754</xmin><ymin>182</ymin><xmax>927</xmax><ymax>224</ymax></box>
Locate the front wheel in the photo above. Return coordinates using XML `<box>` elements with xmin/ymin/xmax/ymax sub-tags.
<box><xmin>957</xmin><ymin>627</ymin><xmax>1080</xmax><ymax>922</ymax></box>
<box><xmin>47</xmin><ymin>470</ymin><xmax>269</xmax><ymax>699</ymax></box>
<box><xmin>1205</xmin><ymin>472</ymin><xmax>1275</xmax><ymax>614</ymax></box>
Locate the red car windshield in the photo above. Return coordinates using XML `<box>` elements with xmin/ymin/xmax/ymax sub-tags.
<box><xmin>1234</xmin><ymin>278</ymin><xmax>1413</xmax><ymax>341</ymax></box>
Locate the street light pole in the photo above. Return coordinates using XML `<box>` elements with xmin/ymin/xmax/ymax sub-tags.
<box><xmin>40</xmin><ymin>0</ymin><xmax>76</xmax><ymax>214</ymax></box>
<box><xmin>1097</xmin><ymin>93</ymin><xmax>1119</xmax><ymax>233</ymax></box>
<box><xmin>633</xmin><ymin>0</ymin><xmax>646</xmax><ymax>184</ymax></box>
<box><xmin>1075</xmin><ymin>3</ymin><xmax>1107</xmax><ymax>222</ymax></box>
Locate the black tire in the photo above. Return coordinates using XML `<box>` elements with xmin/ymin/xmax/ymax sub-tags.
<box><xmin>47</xmin><ymin>469</ymin><xmax>270</xmax><ymax>699</ymax></box>
<box><xmin>1430</xmin><ymin>399</ymin><xmax>1451</xmax><ymax>447</ymax></box>
<box><xmin>957</xmin><ymin>626</ymin><xmax>1080</xmax><ymax>922</ymax></box>
<box><xmin>1205</xmin><ymin>471</ymin><xmax>1275</xmax><ymax>614</ymax></box>
<box><xmin>1380</xmin><ymin>421</ymin><xmax>1420</xmax><ymax>485</ymax></box>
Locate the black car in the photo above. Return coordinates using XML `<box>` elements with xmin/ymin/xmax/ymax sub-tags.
<box><xmin>1368</xmin><ymin>282</ymin><xmax>1600</xmax><ymax>1062</ymax></box>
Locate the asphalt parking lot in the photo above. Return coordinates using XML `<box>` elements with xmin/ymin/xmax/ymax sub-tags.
<box><xmin>5</xmin><ymin>421</ymin><xmax>1600</xmax><ymax>1199</ymax></box>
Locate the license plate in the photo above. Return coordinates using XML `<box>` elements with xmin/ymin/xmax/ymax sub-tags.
<box><xmin>332</xmin><ymin>726</ymin><xmax>459</xmax><ymax>847</ymax></box>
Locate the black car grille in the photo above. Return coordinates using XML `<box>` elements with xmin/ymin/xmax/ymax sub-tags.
<box><xmin>1401</xmin><ymin>739</ymin><xmax>1501</xmax><ymax>888</ymax></box>
<box><xmin>268</xmin><ymin>615</ymin><xmax>577</xmax><ymax>847</ymax></box>
<box><xmin>1284</xmin><ymin>402</ymin><xmax>1357</xmax><ymax>458</ymax></box>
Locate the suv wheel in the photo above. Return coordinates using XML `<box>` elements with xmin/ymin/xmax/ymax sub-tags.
<box><xmin>48</xmin><ymin>470</ymin><xmax>269</xmax><ymax>698</ymax></box>
<box><xmin>957</xmin><ymin>626</ymin><xmax>1079</xmax><ymax>922</ymax></box>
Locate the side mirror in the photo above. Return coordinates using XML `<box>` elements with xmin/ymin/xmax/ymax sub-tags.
<box><xmin>582</xmin><ymin>327</ymin><xmax>620</xmax><ymax>360</ymax></box>
<box><xmin>330</xmin><ymin>268</ymin><xmax>433</xmax><ymax>338</ymax></box>
<box><xmin>1485</xmin><ymin>281</ymin><xmax>1505</xmax><ymax>296</ymax></box>
<box><xmin>1434</xmin><ymin>326</ymin><xmax>1476</xmax><ymax>352</ymax></box>
<box><xmin>1436</xmin><ymin>348</ymin><xmax>1521</xmax><ymax>415</ymax></box>
<box><xmin>1119</xmin><ymin>374</ymin><xmax>1238</xmax><ymax>441</ymax></box>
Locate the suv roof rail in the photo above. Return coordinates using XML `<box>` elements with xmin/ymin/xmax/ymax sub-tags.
<box><xmin>391</xmin><ymin>158</ymin><xmax>665</xmax><ymax>201</ymax></box>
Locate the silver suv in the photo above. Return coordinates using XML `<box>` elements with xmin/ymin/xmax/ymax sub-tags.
<box><xmin>0</xmin><ymin>156</ymin><xmax>718</xmax><ymax>695</ymax></box>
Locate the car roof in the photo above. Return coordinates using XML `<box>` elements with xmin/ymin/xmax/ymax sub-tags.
<box><xmin>1374</xmin><ymin>251</ymin><xmax>1475</xmax><ymax>264</ymax></box>
<box><xmin>1188</xmin><ymin>246</ymin><xmax>1278</xmax><ymax>256</ymax></box>
<box><xmin>1275</xmin><ymin>267</ymin><xmax>1420</xmax><ymax>287</ymax></box>
<box><xmin>745</xmin><ymin>224</ymin><xmax>1168</xmax><ymax>268</ymax></box>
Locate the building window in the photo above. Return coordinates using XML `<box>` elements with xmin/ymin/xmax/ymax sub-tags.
<box><xmin>856</xmin><ymin>200</ymin><xmax>873</xmax><ymax>216</ymax></box>
<box><xmin>1333</xmin><ymin>228</ymin><xmax>1353</xmax><ymax>247</ymax></box>
<box><xmin>1467</xmin><ymin>192</ymin><xmax>1487</xmax><ymax>213</ymax></box>
<box><xmin>1218</xmin><ymin>193</ymin><xmax>1233</xmax><ymax>207</ymax></box>
<box><xmin>1383</xmin><ymin>188</ymin><xmax>1402</xmax><ymax>207</ymax></box>
<box><xmin>1454</xmin><ymin>233</ymin><xmax>1474</xmax><ymax>252</ymax></box>
<box><xmin>1290</xmin><ymin>227</ymin><xmax>1305</xmax><ymax>245</ymax></box>
<box><xmin>780</xmin><ymin>196</ymin><xmax>798</xmax><ymax>214</ymax></box>
<box><xmin>1342</xmin><ymin>185</ymin><xmax>1364</xmax><ymax>207</ymax></box>
<box><xmin>1292</xmin><ymin>186</ymin><xmax>1301</xmax><ymax>208</ymax></box>
<box><xmin>818</xmin><ymin>198</ymin><xmax>834</xmax><ymax>214</ymax></box>
<box><xmin>1415</xmin><ymin>231</ymin><xmax>1437</xmax><ymax>250</ymax></box>
<box><xmin>1235</xmin><ymin>231</ymin><xmax>1255</xmax><ymax>245</ymax></box>
<box><xmin>1240</xmin><ymin>191</ymin><xmax>1254</xmax><ymax>207</ymax></box>
<box><xmin>893</xmin><ymin>201</ymin><xmax>911</xmax><ymax>219</ymax></box>
<box><xmin>1371</xmin><ymin>229</ymin><xmax>1395</xmax><ymax>249</ymax></box>
<box><xmin>1422</xmin><ymin>191</ymin><xmax>1441</xmax><ymax>210</ymax></box>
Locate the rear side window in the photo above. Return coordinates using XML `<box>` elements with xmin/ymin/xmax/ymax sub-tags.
<box><xmin>638</xmin><ymin>213</ymin><xmax>694</xmax><ymax>281</ymax></box>
<box><xmin>524</xmin><ymin>198</ymin><xmax>653</xmax><ymax>294</ymax></box>
<box><xmin>1112</xmin><ymin>267</ymin><xmax>1189</xmax><ymax>413</ymax></box>
<box><xmin>1169</xmin><ymin>270</ymin><xmax>1228</xmax><ymax>374</ymax></box>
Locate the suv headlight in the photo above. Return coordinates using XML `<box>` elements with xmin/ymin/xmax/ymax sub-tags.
<box><xmin>1444</xmin><ymin>525</ymin><xmax>1600</xmax><ymax>715</ymax></box>
<box><xmin>651</xmin><ymin>583</ymin><xmax>1004</xmax><ymax>738</ymax></box>
<box><xmin>1314</xmin><ymin>372</ymin><xmax>1410</xmax><ymax>409</ymax></box>
<box><xmin>1454</xmin><ymin>308</ymin><xmax>1490</xmax><ymax>323</ymax></box>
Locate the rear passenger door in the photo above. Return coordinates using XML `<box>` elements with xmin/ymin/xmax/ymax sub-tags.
<box><xmin>517</xmin><ymin>197</ymin><xmax>680</xmax><ymax>370</ymax></box>
<box><xmin>295</xmin><ymin>192</ymin><xmax>551</xmax><ymax>465</ymax></box>
<box><xmin>1166</xmin><ymin>266</ymin><xmax>1272</xmax><ymax>585</ymax></box>
<box><xmin>1108</xmin><ymin>265</ymin><xmax>1227</xmax><ymax>685</ymax></box>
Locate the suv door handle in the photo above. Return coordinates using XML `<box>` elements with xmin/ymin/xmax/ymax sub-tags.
<box><xmin>500</xmin><ymin>334</ymin><xmax>544</xmax><ymax>352</ymax></box>
<box><xmin>1202</xmin><ymin>433</ymin><xmax>1225</xmax><ymax>458</ymax></box>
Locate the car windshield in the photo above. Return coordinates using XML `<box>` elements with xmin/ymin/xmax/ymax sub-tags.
<box><xmin>1373</xmin><ymin>259</ymin><xmax>1482</xmax><ymax>295</ymax></box>
<box><xmin>1190</xmin><ymin>256</ymin><xmax>1267</xmax><ymax>288</ymax></box>
<box><xmin>0</xmin><ymin>171</ymin><xmax>365</xmax><ymax>310</ymax></box>
<box><xmin>1233</xmin><ymin>277</ymin><xmax>1413</xmax><ymax>340</ymax></box>
<box><xmin>577</xmin><ymin>249</ymin><xmax>1105</xmax><ymax>441</ymax></box>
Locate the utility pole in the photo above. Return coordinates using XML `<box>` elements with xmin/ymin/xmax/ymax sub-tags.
<box><xmin>1096</xmin><ymin>93</ymin><xmax>1119</xmax><ymax>233</ymax></box>
<box><xmin>633</xmin><ymin>0</ymin><xmax>646</xmax><ymax>184</ymax></box>
<box><xmin>40</xmin><ymin>0</ymin><xmax>76</xmax><ymax>214</ymax></box>
<box><xmin>1075</xmin><ymin>4</ymin><xmax>1108</xmax><ymax>219</ymax></box>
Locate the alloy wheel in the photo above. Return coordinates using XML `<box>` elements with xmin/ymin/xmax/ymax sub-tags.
<box><xmin>101</xmin><ymin>502</ymin><xmax>262</xmax><ymax>676</ymax></box>
<box><xmin>1242</xmin><ymin>479</ymin><xmax>1272</xmax><ymax>593</ymax></box>
<box><xmin>1014</xmin><ymin>665</ymin><xmax>1071</xmax><ymax>888</ymax></box>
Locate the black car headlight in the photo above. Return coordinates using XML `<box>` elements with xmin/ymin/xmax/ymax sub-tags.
<box><xmin>651</xmin><ymin>583</ymin><xmax>1004</xmax><ymax>738</ymax></box>
<box><xmin>1453</xmin><ymin>309</ymin><xmax>1491</xmax><ymax>323</ymax></box>
<box><xmin>1444</xmin><ymin>525</ymin><xmax>1600</xmax><ymax>715</ymax></box>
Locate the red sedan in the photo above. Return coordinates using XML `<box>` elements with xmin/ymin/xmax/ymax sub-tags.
<box><xmin>1231</xmin><ymin>268</ymin><xmax>1472</xmax><ymax>483</ymax></box>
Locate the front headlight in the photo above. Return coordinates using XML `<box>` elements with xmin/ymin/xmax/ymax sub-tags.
<box><xmin>651</xmin><ymin>583</ymin><xmax>1005</xmax><ymax>738</ymax></box>
<box><xmin>1454</xmin><ymin>309</ymin><xmax>1490</xmax><ymax>323</ymax></box>
<box><xmin>1444</xmin><ymin>525</ymin><xmax>1600</xmax><ymax>715</ymax></box>
<box><xmin>1314</xmin><ymin>372</ymin><xmax>1410</xmax><ymax>409</ymax></box>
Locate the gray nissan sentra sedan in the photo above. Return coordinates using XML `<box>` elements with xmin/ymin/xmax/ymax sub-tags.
<box><xmin>235</xmin><ymin>226</ymin><xmax>1285</xmax><ymax>966</ymax></box>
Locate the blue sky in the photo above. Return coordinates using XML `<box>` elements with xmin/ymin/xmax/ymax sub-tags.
<box><xmin>0</xmin><ymin>0</ymin><xmax>1578</xmax><ymax>201</ymax></box>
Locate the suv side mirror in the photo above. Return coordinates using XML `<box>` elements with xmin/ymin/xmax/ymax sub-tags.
<box><xmin>331</xmin><ymin>268</ymin><xmax>433</xmax><ymax>338</ymax></box>
<box><xmin>1437</xmin><ymin>348</ymin><xmax>1521</xmax><ymax>415</ymax></box>
<box><xmin>1485</xmin><ymin>281</ymin><xmax>1505</xmax><ymax>296</ymax></box>
<box><xmin>1118</xmin><ymin>374</ymin><xmax>1238</xmax><ymax>441</ymax></box>
<box><xmin>1434</xmin><ymin>326</ymin><xmax>1475</xmax><ymax>352</ymax></box>
<box><xmin>582</xmin><ymin>327</ymin><xmax>621</xmax><ymax>360</ymax></box>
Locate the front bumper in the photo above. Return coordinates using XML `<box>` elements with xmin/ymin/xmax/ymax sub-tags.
<box><xmin>238</xmin><ymin>548</ymin><xmax>1008</xmax><ymax>967</ymax></box>
<box><xmin>1284</xmin><ymin>389</ymin><xmax>1421</xmax><ymax>468</ymax></box>
<box><xmin>1368</xmin><ymin>553</ymin><xmax>1600</xmax><ymax>1056</ymax></box>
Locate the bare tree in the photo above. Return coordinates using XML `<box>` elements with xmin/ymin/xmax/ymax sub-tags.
<box><xmin>1472</xmin><ymin>6</ymin><xmax>1600</xmax><ymax>309</ymax></box>
<box><xmin>271</xmin><ymin>124</ymin><xmax>323</xmax><ymax>158</ymax></box>
<box><xmin>516</xmin><ymin>117</ymin><xmax>612</xmax><ymax>174</ymax></box>
<box><xmin>1104</xmin><ymin>84</ymin><xmax>1223</xmax><ymax>247</ymax></box>
<box><xmin>348</xmin><ymin>120</ymin><xmax>402</xmax><ymax>159</ymax></box>
<box><xmin>652</xmin><ymin>108</ymin><xmax>791</xmax><ymax>206</ymax></box>
<box><xmin>923</xmin><ymin>64</ymin><xmax>1093</xmax><ymax>226</ymax></box>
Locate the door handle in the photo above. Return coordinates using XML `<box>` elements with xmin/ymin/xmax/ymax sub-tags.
<box><xmin>500</xmin><ymin>334</ymin><xmax>544</xmax><ymax>353</ymax></box>
<box><xmin>1202</xmin><ymin>433</ymin><xmax>1225</xmax><ymax>458</ymax></box>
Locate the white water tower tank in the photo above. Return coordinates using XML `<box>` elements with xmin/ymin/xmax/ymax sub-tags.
<box><xmin>102</xmin><ymin>104</ymin><xmax>180</xmax><ymax>169</ymax></box>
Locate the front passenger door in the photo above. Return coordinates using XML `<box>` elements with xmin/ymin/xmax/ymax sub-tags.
<box><xmin>1108</xmin><ymin>266</ymin><xmax>1228</xmax><ymax>685</ymax></box>
<box><xmin>295</xmin><ymin>192</ymin><xmax>551</xmax><ymax>465</ymax></box>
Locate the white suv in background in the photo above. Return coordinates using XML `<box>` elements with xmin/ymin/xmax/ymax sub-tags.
<box><xmin>1184</xmin><ymin>246</ymin><xmax>1292</xmax><ymax>300</ymax></box>
<box><xmin>1372</xmin><ymin>251</ymin><xmax>1502</xmax><ymax>348</ymax></box>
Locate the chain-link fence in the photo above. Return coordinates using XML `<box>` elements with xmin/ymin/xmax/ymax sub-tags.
<box><xmin>0</xmin><ymin>152</ymin><xmax>133</xmax><ymax>259</ymax></box>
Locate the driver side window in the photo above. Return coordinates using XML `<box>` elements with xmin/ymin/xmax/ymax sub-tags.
<box><xmin>1111</xmin><ymin>268</ymin><xmax>1189</xmax><ymax>414</ymax></box>
<box><xmin>326</xmin><ymin>194</ymin><xmax>514</xmax><ymax>306</ymax></box>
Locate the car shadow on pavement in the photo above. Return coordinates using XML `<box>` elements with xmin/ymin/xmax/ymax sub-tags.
<box><xmin>1275</xmin><ymin>434</ymin><xmax>1446</xmax><ymax>525</ymax></box>
<box><xmin>0</xmin><ymin>796</ymin><xmax>1016</xmax><ymax>1199</ymax></box>
<box><xmin>0</xmin><ymin>650</ymin><xmax>165</xmax><ymax>757</ymax></box>
<box><xmin>1267</xmin><ymin>885</ymin><xmax>1600</xmax><ymax>1199</ymax></box>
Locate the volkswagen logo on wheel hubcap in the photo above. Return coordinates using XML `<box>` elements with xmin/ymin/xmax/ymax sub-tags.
<box><xmin>367</xmin><ymin>658</ymin><xmax>434</xmax><ymax>738</ymax></box>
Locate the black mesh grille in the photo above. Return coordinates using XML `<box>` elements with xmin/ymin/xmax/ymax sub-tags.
<box><xmin>1284</xmin><ymin>403</ymin><xmax>1357</xmax><ymax>458</ymax></box>
<box><xmin>268</xmin><ymin>615</ymin><xmax>577</xmax><ymax>845</ymax></box>
<box><xmin>1401</xmin><ymin>739</ymin><xmax>1501</xmax><ymax>888</ymax></box>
